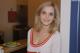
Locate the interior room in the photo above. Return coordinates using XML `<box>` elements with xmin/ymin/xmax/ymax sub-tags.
<box><xmin>0</xmin><ymin>0</ymin><xmax>60</xmax><ymax>53</ymax></box>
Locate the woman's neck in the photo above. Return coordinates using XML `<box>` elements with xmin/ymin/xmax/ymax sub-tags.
<box><xmin>40</xmin><ymin>25</ymin><xmax>49</xmax><ymax>32</ymax></box>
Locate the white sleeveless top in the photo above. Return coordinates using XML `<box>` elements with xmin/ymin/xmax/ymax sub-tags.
<box><xmin>27</xmin><ymin>29</ymin><xmax>61</xmax><ymax>53</ymax></box>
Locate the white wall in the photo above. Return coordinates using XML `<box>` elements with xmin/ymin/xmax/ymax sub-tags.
<box><xmin>60</xmin><ymin>0</ymin><xmax>71</xmax><ymax>53</ymax></box>
<box><xmin>0</xmin><ymin>0</ymin><xmax>18</xmax><ymax>42</ymax></box>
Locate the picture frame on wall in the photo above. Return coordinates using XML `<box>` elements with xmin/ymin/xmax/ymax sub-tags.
<box><xmin>8</xmin><ymin>8</ymin><xmax>17</xmax><ymax>23</ymax></box>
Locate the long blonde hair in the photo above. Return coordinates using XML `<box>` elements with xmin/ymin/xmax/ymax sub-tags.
<box><xmin>33</xmin><ymin>1</ymin><xmax>60</xmax><ymax>34</ymax></box>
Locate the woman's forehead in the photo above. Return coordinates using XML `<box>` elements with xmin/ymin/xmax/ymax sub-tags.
<box><xmin>41</xmin><ymin>6</ymin><xmax>54</xmax><ymax>12</ymax></box>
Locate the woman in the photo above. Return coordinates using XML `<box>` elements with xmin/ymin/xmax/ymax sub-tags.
<box><xmin>27</xmin><ymin>1</ymin><xmax>61</xmax><ymax>53</ymax></box>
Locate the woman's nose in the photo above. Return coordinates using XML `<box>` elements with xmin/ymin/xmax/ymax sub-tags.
<box><xmin>46</xmin><ymin>14</ymin><xmax>49</xmax><ymax>18</ymax></box>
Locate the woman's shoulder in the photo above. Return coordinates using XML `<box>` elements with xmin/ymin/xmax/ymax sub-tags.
<box><xmin>52</xmin><ymin>31</ymin><xmax>60</xmax><ymax>36</ymax></box>
<box><xmin>27</xmin><ymin>28</ymin><xmax>33</xmax><ymax>38</ymax></box>
<box><xmin>51</xmin><ymin>31</ymin><xmax>60</xmax><ymax>39</ymax></box>
<box><xmin>55</xmin><ymin>31</ymin><xmax>60</xmax><ymax>35</ymax></box>
<box><xmin>28</xmin><ymin>28</ymin><xmax>32</xmax><ymax>33</ymax></box>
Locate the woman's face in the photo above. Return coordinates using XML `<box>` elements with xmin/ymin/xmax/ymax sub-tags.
<box><xmin>40</xmin><ymin>6</ymin><xmax>55</xmax><ymax>26</ymax></box>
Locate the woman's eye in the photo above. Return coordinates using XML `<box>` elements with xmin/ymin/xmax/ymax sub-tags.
<box><xmin>50</xmin><ymin>13</ymin><xmax>54</xmax><ymax>16</ymax></box>
<box><xmin>42</xmin><ymin>11</ymin><xmax>46</xmax><ymax>14</ymax></box>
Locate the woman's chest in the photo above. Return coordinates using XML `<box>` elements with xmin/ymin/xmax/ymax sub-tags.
<box><xmin>30</xmin><ymin>31</ymin><xmax>53</xmax><ymax>47</ymax></box>
<box><xmin>28</xmin><ymin>39</ymin><xmax>53</xmax><ymax>53</ymax></box>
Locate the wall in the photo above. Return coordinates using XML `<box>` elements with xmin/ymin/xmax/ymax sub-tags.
<box><xmin>17</xmin><ymin>0</ymin><xmax>27</xmax><ymax>5</ymax></box>
<box><xmin>60</xmin><ymin>0</ymin><xmax>71</xmax><ymax>53</ymax></box>
<box><xmin>0</xmin><ymin>0</ymin><xmax>17</xmax><ymax>42</ymax></box>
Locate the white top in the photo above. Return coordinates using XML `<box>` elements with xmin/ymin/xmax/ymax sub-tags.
<box><xmin>27</xmin><ymin>29</ymin><xmax>61</xmax><ymax>53</ymax></box>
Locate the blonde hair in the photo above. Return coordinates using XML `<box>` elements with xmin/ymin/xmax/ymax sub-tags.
<box><xmin>33</xmin><ymin>1</ymin><xmax>60</xmax><ymax>34</ymax></box>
